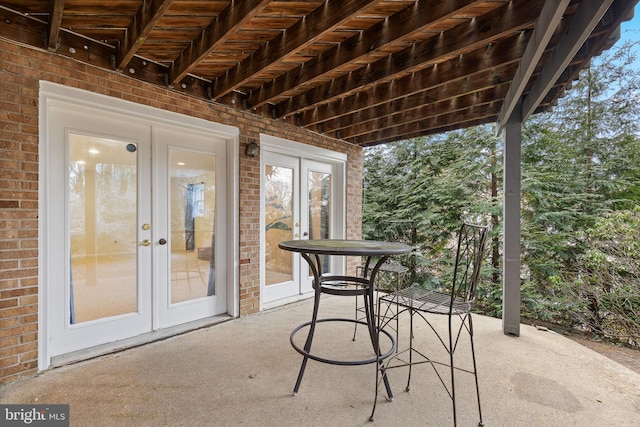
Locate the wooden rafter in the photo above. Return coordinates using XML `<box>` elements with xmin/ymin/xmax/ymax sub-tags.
<box><xmin>293</xmin><ymin>33</ymin><xmax>529</xmax><ymax>128</ymax></box>
<box><xmin>355</xmin><ymin>102</ymin><xmax>502</xmax><ymax>146</ymax></box>
<box><xmin>275</xmin><ymin>0</ymin><xmax>544</xmax><ymax>119</ymax></box>
<box><xmin>210</xmin><ymin>0</ymin><xmax>383</xmax><ymax>100</ymax></box>
<box><xmin>117</xmin><ymin>0</ymin><xmax>176</xmax><ymax>72</ymax></box>
<box><xmin>169</xmin><ymin>0</ymin><xmax>272</xmax><ymax>85</ymax></box>
<box><xmin>246</xmin><ymin>0</ymin><xmax>483</xmax><ymax>109</ymax></box>
<box><xmin>363</xmin><ymin>117</ymin><xmax>493</xmax><ymax>146</ymax></box>
<box><xmin>46</xmin><ymin>0</ymin><xmax>65</xmax><ymax>51</ymax></box>
<box><xmin>311</xmin><ymin>62</ymin><xmax>519</xmax><ymax>133</ymax></box>
<box><xmin>0</xmin><ymin>0</ymin><xmax>631</xmax><ymax>146</ymax></box>
<box><xmin>335</xmin><ymin>84</ymin><xmax>511</xmax><ymax>140</ymax></box>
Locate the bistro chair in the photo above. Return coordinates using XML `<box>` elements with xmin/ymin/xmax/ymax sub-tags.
<box><xmin>371</xmin><ymin>222</ymin><xmax>488</xmax><ymax>426</ymax></box>
<box><xmin>354</xmin><ymin>221</ymin><xmax>416</xmax><ymax>340</ymax></box>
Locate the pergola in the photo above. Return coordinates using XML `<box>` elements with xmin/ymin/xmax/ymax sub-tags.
<box><xmin>1</xmin><ymin>0</ymin><xmax>636</xmax><ymax>336</ymax></box>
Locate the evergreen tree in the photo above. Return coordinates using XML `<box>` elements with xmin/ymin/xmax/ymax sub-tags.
<box><xmin>363</xmin><ymin>127</ymin><xmax>499</xmax><ymax>286</ymax></box>
<box><xmin>362</xmin><ymin>42</ymin><xmax>640</xmax><ymax>343</ymax></box>
<box><xmin>521</xmin><ymin>42</ymin><xmax>640</xmax><ymax>296</ymax></box>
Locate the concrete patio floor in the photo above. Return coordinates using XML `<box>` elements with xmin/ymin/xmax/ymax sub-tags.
<box><xmin>2</xmin><ymin>294</ymin><xmax>640</xmax><ymax>426</ymax></box>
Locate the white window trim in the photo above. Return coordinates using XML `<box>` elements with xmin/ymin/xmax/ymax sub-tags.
<box><xmin>260</xmin><ymin>134</ymin><xmax>348</xmax><ymax>163</ymax></box>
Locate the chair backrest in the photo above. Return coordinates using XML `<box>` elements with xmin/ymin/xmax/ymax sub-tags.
<box><xmin>361</xmin><ymin>220</ymin><xmax>417</xmax><ymax>285</ymax></box>
<box><xmin>377</xmin><ymin>221</ymin><xmax>417</xmax><ymax>269</ymax></box>
<box><xmin>451</xmin><ymin>223</ymin><xmax>488</xmax><ymax>303</ymax></box>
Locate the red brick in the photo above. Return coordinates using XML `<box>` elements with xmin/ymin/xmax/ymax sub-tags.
<box><xmin>0</xmin><ymin>35</ymin><xmax>364</xmax><ymax>384</ymax></box>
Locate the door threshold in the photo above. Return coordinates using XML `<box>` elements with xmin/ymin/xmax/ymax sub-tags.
<box><xmin>262</xmin><ymin>292</ymin><xmax>314</xmax><ymax>311</ymax></box>
<box><xmin>49</xmin><ymin>314</ymin><xmax>233</xmax><ymax>369</ymax></box>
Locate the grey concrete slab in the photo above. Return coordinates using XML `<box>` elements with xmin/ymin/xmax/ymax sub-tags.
<box><xmin>2</xmin><ymin>295</ymin><xmax>639</xmax><ymax>426</ymax></box>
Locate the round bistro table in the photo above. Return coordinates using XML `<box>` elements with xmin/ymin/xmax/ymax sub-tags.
<box><xmin>278</xmin><ymin>239</ymin><xmax>412</xmax><ymax>400</ymax></box>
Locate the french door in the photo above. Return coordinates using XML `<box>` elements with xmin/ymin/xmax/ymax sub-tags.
<box><xmin>153</xmin><ymin>125</ymin><xmax>228</xmax><ymax>328</ymax></box>
<box><xmin>46</xmin><ymin>101</ymin><xmax>228</xmax><ymax>358</ymax></box>
<box><xmin>262</xmin><ymin>149</ymin><xmax>344</xmax><ymax>305</ymax></box>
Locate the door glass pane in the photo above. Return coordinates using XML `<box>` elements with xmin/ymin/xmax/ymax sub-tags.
<box><xmin>308</xmin><ymin>171</ymin><xmax>331</xmax><ymax>240</ymax></box>
<box><xmin>308</xmin><ymin>170</ymin><xmax>331</xmax><ymax>274</ymax></box>
<box><xmin>265</xmin><ymin>164</ymin><xmax>294</xmax><ymax>286</ymax></box>
<box><xmin>69</xmin><ymin>134</ymin><xmax>138</xmax><ymax>324</ymax></box>
<box><xmin>170</xmin><ymin>149</ymin><xmax>216</xmax><ymax>304</ymax></box>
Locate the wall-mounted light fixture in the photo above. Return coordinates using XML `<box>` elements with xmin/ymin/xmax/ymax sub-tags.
<box><xmin>245</xmin><ymin>140</ymin><xmax>259</xmax><ymax>158</ymax></box>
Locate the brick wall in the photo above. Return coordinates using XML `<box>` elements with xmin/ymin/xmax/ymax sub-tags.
<box><xmin>0</xmin><ymin>38</ymin><xmax>363</xmax><ymax>384</ymax></box>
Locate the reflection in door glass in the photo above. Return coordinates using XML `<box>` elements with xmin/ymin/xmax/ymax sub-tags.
<box><xmin>309</xmin><ymin>170</ymin><xmax>331</xmax><ymax>274</ymax></box>
<box><xmin>169</xmin><ymin>149</ymin><xmax>216</xmax><ymax>304</ymax></box>
<box><xmin>264</xmin><ymin>164</ymin><xmax>294</xmax><ymax>286</ymax></box>
<box><xmin>308</xmin><ymin>171</ymin><xmax>331</xmax><ymax>240</ymax></box>
<box><xmin>68</xmin><ymin>134</ymin><xmax>138</xmax><ymax>323</ymax></box>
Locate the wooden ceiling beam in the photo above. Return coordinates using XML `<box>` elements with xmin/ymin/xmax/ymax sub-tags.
<box><xmin>351</xmin><ymin>102</ymin><xmax>502</xmax><ymax>146</ymax></box>
<box><xmin>293</xmin><ymin>34</ymin><xmax>528</xmax><ymax>127</ymax></box>
<box><xmin>0</xmin><ymin>7</ymin><xmax>215</xmax><ymax>100</ymax></box>
<box><xmin>316</xmin><ymin>64</ymin><xmax>518</xmax><ymax>133</ymax></box>
<box><xmin>46</xmin><ymin>0</ymin><xmax>65</xmax><ymax>52</ymax></box>
<box><xmin>340</xmin><ymin>53</ymin><xmax>563</xmax><ymax>140</ymax></box>
<box><xmin>210</xmin><ymin>0</ymin><xmax>381</xmax><ymax>100</ymax></box>
<box><xmin>1</xmin><ymin>0</ymin><xmax>630</xmax><ymax>146</ymax></box>
<box><xmin>272</xmin><ymin>0</ymin><xmax>543</xmax><ymax>116</ymax></box>
<box><xmin>169</xmin><ymin>0</ymin><xmax>272</xmax><ymax>85</ymax></box>
<box><xmin>247</xmin><ymin>0</ymin><xmax>482</xmax><ymax>108</ymax></box>
<box><xmin>116</xmin><ymin>0</ymin><xmax>176</xmax><ymax>72</ymax></box>
<box><xmin>521</xmin><ymin>0</ymin><xmax>614</xmax><ymax>123</ymax></box>
<box><xmin>336</xmin><ymin>84</ymin><xmax>510</xmax><ymax>139</ymax></box>
<box><xmin>359</xmin><ymin>117</ymin><xmax>494</xmax><ymax>146</ymax></box>
<box><xmin>0</xmin><ymin>7</ymin><xmax>113</xmax><ymax>69</ymax></box>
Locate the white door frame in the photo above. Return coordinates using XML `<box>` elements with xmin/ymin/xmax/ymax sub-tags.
<box><xmin>260</xmin><ymin>134</ymin><xmax>347</xmax><ymax>309</ymax></box>
<box><xmin>38</xmin><ymin>81</ymin><xmax>240</xmax><ymax>371</ymax></box>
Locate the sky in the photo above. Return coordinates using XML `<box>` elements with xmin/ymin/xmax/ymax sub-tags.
<box><xmin>619</xmin><ymin>4</ymin><xmax>640</xmax><ymax>51</ymax></box>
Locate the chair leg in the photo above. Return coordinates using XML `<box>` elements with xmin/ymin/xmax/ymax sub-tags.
<box><xmin>449</xmin><ymin>316</ymin><xmax>457</xmax><ymax>427</ymax></box>
<box><xmin>370</xmin><ymin>296</ymin><xmax>385</xmax><ymax>422</ymax></box>
<box><xmin>405</xmin><ymin>309</ymin><xmax>414</xmax><ymax>392</ymax></box>
<box><xmin>365</xmin><ymin>290</ymin><xmax>393</xmax><ymax>401</ymax></box>
<box><xmin>352</xmin><ymin>295</ymin><xmax>360</xmax><ymax>341</ymax></box>
<box><xmin>468</xmin><ymin>314</ymin><xmax>484</xmax><ymax>426</ymax></box>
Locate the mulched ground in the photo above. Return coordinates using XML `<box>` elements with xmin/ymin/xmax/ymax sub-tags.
<box><xmin>568</xmin><ymin>335</ymin><xmax>640</xmax><ymax>375</ymax></box>
<box><xmin>523</xmin><ymin>318</ymin><xmax>640</xmax><ymax>375</ymax></box>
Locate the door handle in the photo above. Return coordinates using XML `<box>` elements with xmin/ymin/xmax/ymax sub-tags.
<box><xmin>138</xmin><ymin>239</ymin><xmax>151</xmax><ymax>246</ymax></box>
<box><xmin>159</xmin><ymin>238</ymin><xmax>167</xmax><ymax>245</ymax></box>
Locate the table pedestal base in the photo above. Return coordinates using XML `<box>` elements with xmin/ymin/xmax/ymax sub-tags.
<box><xmin>290</xmin><ymin>317</ymin><xmax>396</xmax><ymax>397</ymax></box>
